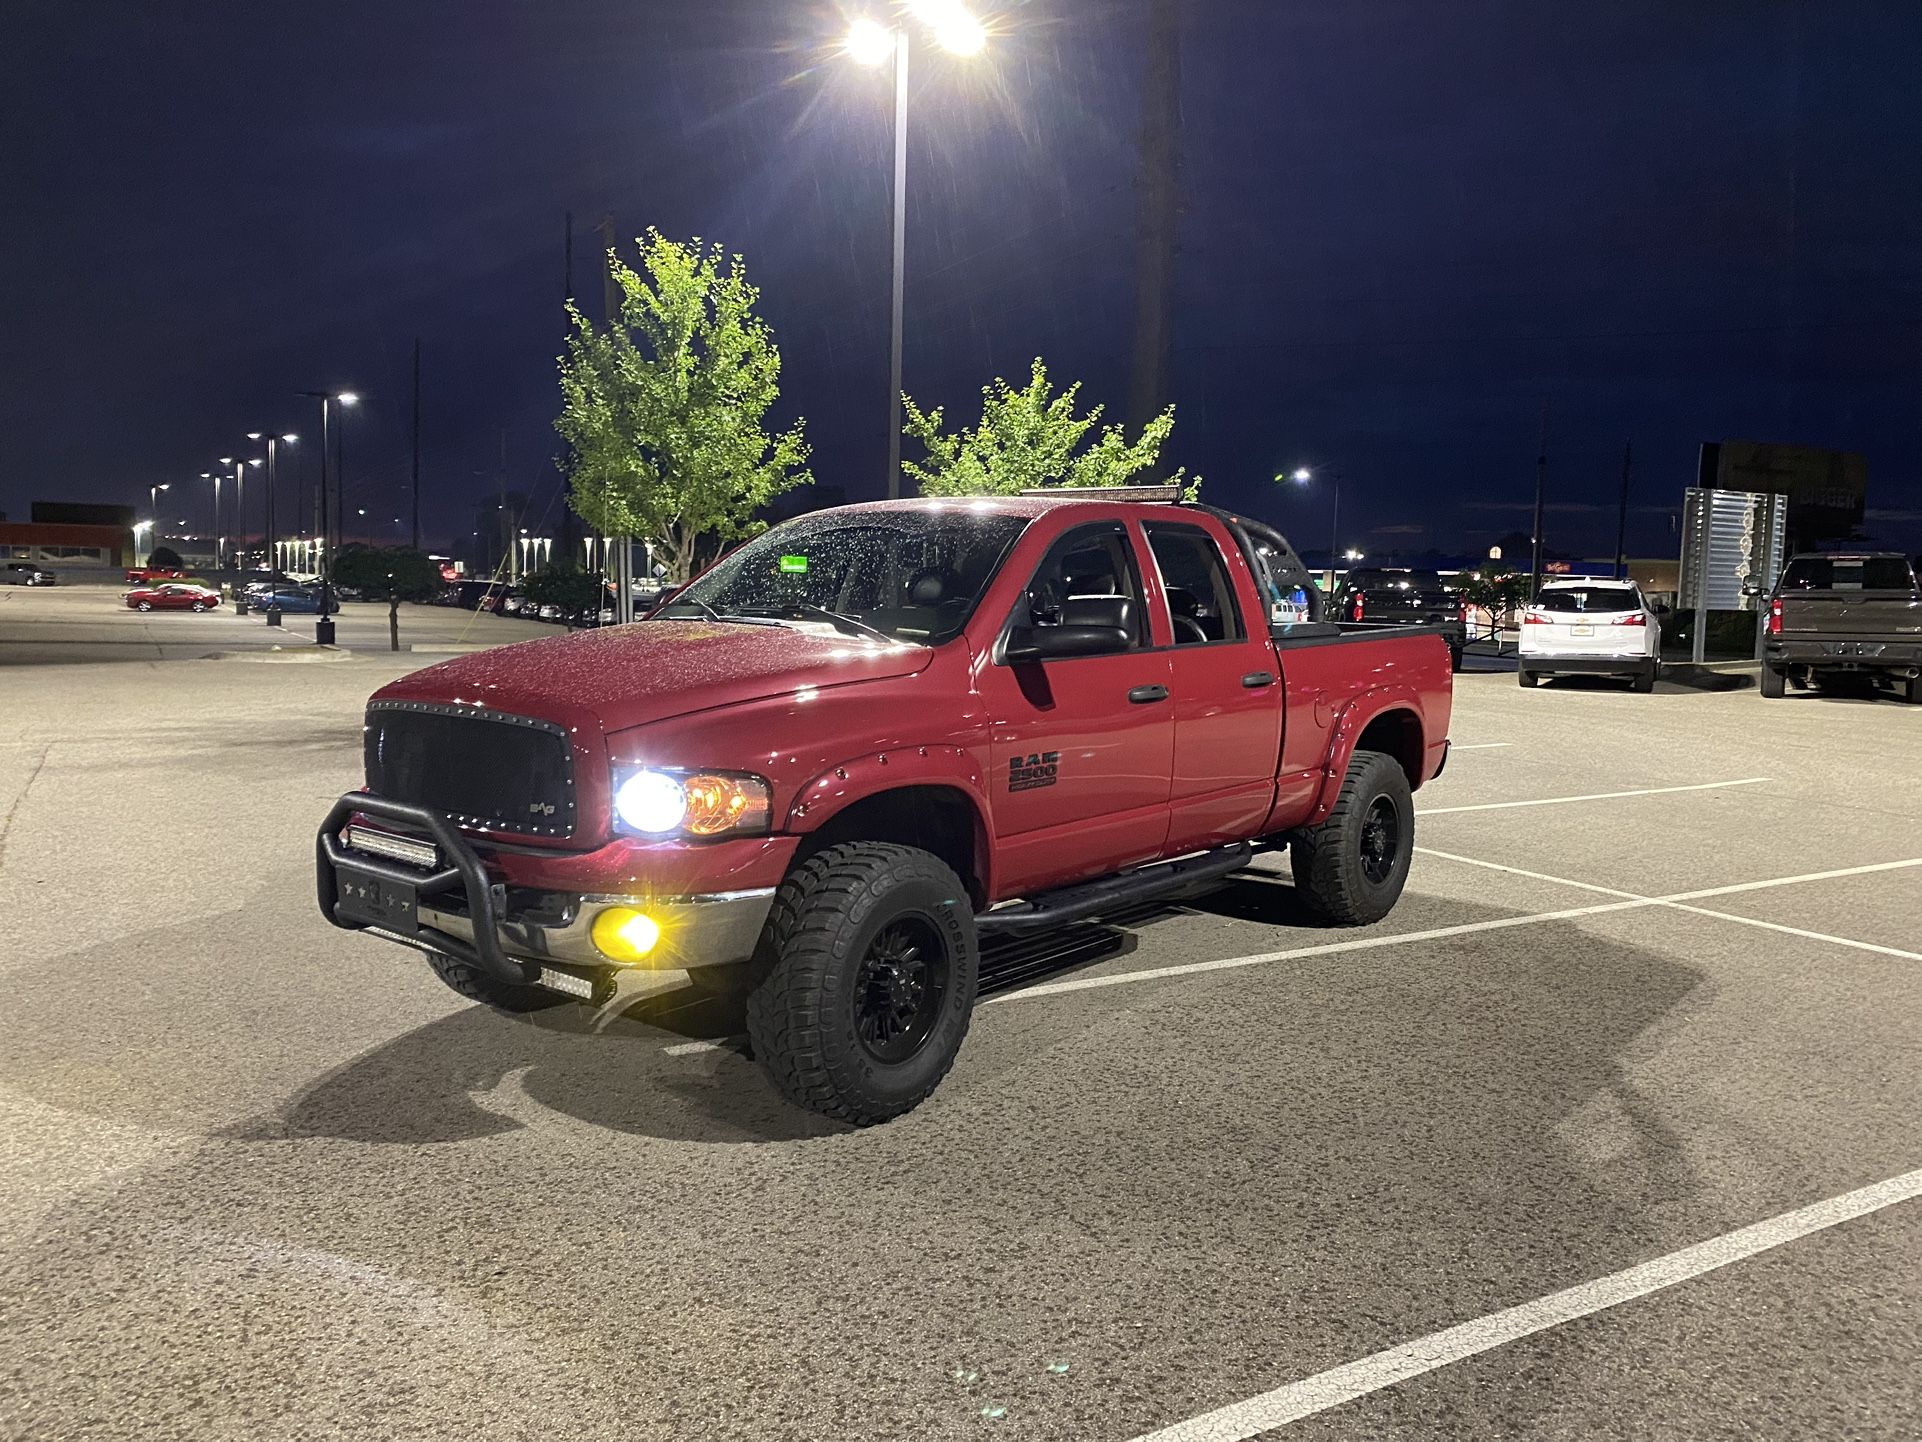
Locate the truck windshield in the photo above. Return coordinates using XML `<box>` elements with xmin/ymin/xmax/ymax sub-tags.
<box><xmin>660</xmin><ymin>509</ymin><xmax>1031</xmax><ymax>644</ymax></box>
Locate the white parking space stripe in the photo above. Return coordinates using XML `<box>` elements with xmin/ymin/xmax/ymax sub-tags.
<box><xmin>1447</xmin><ymin>742</ymin><xmax>1513</xmax><ymax>750</ymax></box>
<box><xmin>1419</xmin><ymin>777</ymin><xmax>1771</xmax><ymax>815</ymax></box>
<box><xmin>1417</xmin><ymin>848</ymin><xmax>1922</xmax><ymax>963</ymax></box>
<box><xmin>1123</xmin><ymin>1166</ymin><xmax>1922</xmax><ymax>1442</ymax></box>
<box><xmin>987</xmin><ymin>856</ymin><xmax>1922</xmax><ymax>1006</ymax></box>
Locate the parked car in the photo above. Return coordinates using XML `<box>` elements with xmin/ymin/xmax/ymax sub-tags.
<box><xmin>492</xmin><ymin>587</ymin><xmax>528</xmax><ymax>617</ymax></box>
<box><xmin>1762</xmin><ymin>552</ymin><xmax>1922</xmax><ymax>703</ymax></box>
<box><xmin>124</xmin><ymin>567</ymin><xmax>188</xmax><ymax>584</ymax></box>
<box><xmin>318</xmin><ymin>491</ymin><xmax>1455</xmax><ymax>1125</ymax></box>
<box><xmin>124</xmin><ymin>582</ymin><xmax>220</xmax><ymax>612</ymax></box>
<box><xmin>4</xmin><ymin>560</ymin><xmax>58</xmax><ymax>586</ymax></box>
<box><xmin>1517</xmin><ymin>578</ymin><xmax>1660</xmax><ymax>691</ymax></box>
<box><xmin>252</xmin><ymin>583</ymin><xmax>330</xmax><ymax>614</ymax></box>
<box><xmin>1329</xmin><ymin>568</ymin><xmax>1465</xmax><ymax>670</ymax></box>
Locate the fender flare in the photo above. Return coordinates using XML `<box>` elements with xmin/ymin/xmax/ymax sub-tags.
<box><xmin>1304</xmin><ymin>686</ymin><xmax>1426</xmax><ymax>825</ymax></box>
<box><xmin>786</xmin><ymin>745</ymin><xmax>996</xmax><ymax>896</ymax></box>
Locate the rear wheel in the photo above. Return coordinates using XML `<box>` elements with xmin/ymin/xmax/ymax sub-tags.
<box><xmin>745</xmin><ymin>842</ymin><xmax>977</xmax><ymax>1126</ymax></box>
<box><xmin>1517</xmin><ymin>667</ymin><xmax>1539</xmax><ymax>688</ymax></box>
<box><xmin>1905</xmin><ymin>673</ymin><xmax>1922</xmax><ymax>705</ymax></box>
<box><xmin>424</xmin><ymin>950</ymin><xmax>568</xmax><ymax>1014</ymax></box>
<box><xmin>1631</xmin><ymin>660</ymin><xmax>1657</xmax><ymax>694</ymax></box>
<box><xmin>1291</xmin><ymin>749</ymin><xmax>1415</xmax><ymax>926</ymax></box>
<box><xmin>136</xmin><ymin>600</ymin><xmax>153</xmax><ymax>611</ymax></box>
<box><xmin>1759</xmin><ymin>664</ymin><xmax>1786</xmax><ymax>699</ymax></box>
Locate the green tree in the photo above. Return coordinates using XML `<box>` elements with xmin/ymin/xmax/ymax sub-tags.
<box><xmin>901</xmin><ymin>357</ymin><xmax>1198</xmax><ymax>498</ymax></box>
<box><xmin>1458</xmin><ymin>562</ymin><xmax>1531</xmax><ymax>622</ymax></box>
<box><xmin>147</xmin><ymin>545</ymin><xmax>184</xmax><ymax>569</ymax></box>
<box><xmin>332</xmin><ymin>545</ymin><xmax>443</xmax><ymax>600</ymax></box>
<box><xmin>522</xmin><ymin>564</ymin><xmax>606</xmax><ymax>619</ymax></box>
<box><xmin>556</xmin><ymin>231</ymin><xmax>810</xmax><ymax>583</ymax></box>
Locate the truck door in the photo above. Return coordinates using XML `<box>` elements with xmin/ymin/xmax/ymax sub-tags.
<box><xmin>1142</xmin><ymin>519</ymin><xmax>1284</xmax><ymax>853</ymax></box>
<box><xmin>976</xmin><ymin>520</ymin><xmax>1175</xmax><ymax>897</ymax></box>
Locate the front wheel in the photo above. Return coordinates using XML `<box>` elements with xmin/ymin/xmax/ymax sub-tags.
<box><xmin>1291</xmin><ymin>749</ymin><xmax>1415</xmax><ymax>926</ymax></box>
<box><xmin>190</xmin><ymin>601</ymin><xmax>209</xmax><ymax>612</ymax></box>
<box><xmin>745</xmin><ymin>842</ymin><xmax>978</xmax><ymax>1126</ymax></box>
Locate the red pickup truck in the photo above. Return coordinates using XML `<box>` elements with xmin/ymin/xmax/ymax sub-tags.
<box><xmin>318</xmin><ymin>491</ymin><xmax>1454</xmax><ymax>1122</ymax></box>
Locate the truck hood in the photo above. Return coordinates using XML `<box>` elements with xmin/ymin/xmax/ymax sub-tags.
<box><xmin>377</xmin><ymin>620</ymin><xmax>934</xmax><ymax>734</ymax></box>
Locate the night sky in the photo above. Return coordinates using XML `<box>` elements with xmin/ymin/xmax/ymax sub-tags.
<box><xmin>4</xmin><ymin>0</ymin><xmax>1918</xmax><ymax>561</ymax></box>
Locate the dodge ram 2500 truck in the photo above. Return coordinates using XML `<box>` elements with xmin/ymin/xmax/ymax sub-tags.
<box><xmin>318</xmin><ymin>490</ymin><xmax>1454</xmax><ymax>1123</ymax></box>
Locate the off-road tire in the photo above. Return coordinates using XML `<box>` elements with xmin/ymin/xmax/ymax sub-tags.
<box><xmin>1517</xmin><ymin>667</ymin><xmax>1539</xmax><ymax>688</ymax></box>
<box><xmin>1631</xmin><ymin>660</ymin><xmax>1657</xmax><ymax>694</ymax></box>
<box><xmin>425</xmin><ymin>949</ymin><xmax>567</xmax><ymax>1014</ymax></box>
<box><xmin>1759</xmin><ymin>664</ymin><xmax>1786</xmax><ymax>699</ymax></box>
<box><xmin>745</xmin><ymin>842</ymin><xmax>978</xmax><ymax>1126</ymax></box>
<box><xmin>1291</xmin><ymin>748</ymin><xmax>1415</xmax><ymax>926</ymax></box>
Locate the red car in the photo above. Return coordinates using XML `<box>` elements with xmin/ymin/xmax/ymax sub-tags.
<box><xmin>318</xmin><ymin>491</ymin><xmax>1455</xmax><ymax>1123</ymax></box>
<box><xmin>125</xmin><ymin>567</ymin><xmax>189</xmax><ymax>583</ymax></box>
<box><xmin>125</xmin><ymin>582</ymin><xmax>220</xmax><ymax>612</ymax></box>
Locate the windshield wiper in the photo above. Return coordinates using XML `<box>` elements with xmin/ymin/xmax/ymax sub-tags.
<box><xmin>736</xmin><ymin>603</ymin><xmax>897</xmax><ymax>643</ymax></box>
<box><xmin>658</xmin><ymin>596</ymin><xmax>782</xmax><ymax>628</ymax></box>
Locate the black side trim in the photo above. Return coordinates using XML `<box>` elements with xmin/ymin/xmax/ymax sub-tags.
<box><xmin>977</xmin><ymin>843</ymin><xmax>1252</xmax><ymax>934</ymax></box>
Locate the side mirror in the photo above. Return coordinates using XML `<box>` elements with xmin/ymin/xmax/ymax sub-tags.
<box><xmin>1005</xmin><ymin>594</ymin><xmax>1134</xmax><ymax>662</ymax></box>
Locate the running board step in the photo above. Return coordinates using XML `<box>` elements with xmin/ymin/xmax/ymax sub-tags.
<box><xmin>976</xmin><ymin>843</ymin><xmax>1254</xmax><ymax>935</ymax></box>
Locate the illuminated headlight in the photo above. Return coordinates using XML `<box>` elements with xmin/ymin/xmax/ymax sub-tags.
<box><xmin>611</xmin><ymin>767</ymin><xmax>772</xmax><ymax>840</ymax></box>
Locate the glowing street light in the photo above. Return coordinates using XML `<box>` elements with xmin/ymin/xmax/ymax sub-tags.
<box><xmin>297</xmin><ymin>388</ymin><xmax>361</xmax><ymax>639</ymax></box>
<box><xmin>1284</xmin><ymin>463</ymin><xmax>1345</xmax><ymax>587</ymax></box>
<box><xmin>247</xmin><ymin>431</ymin><xmax>297</xmax><ymax>586</ymax></box>
<box><xmin>841</xmin><ymin>2</ymin><xmax>990</xmax><ymax>498</ymax></box>
<box><xmin>147</xmin><ymin>482</ymin><xmax>171</xmax><ymax>562</ymax></box>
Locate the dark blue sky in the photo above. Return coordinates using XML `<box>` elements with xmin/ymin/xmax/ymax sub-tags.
<box><xmin>3</xmin><ymin>0</ymin><xmax>1917</xmax><ymax>559</ymax></box>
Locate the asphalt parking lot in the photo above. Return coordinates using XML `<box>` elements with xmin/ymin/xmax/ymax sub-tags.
<box><xmin>1</xmin><ymin>612</ymin><xmax>1918</xmax><ymax>1441</ymax></box>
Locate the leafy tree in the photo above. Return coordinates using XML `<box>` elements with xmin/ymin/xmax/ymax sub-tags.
<box><xmin>556</xmin><ymin>230</ymin><xmax>810</xmax><ymax>583</ymax></box>
<box><xmin>1457</xmin><ymin>561</ymin><xmax>1532</xmax><ymax>621</ymax></box>
<box><xmin>902</xmin><ymin>357</ymin><xmax>1198</xmax><ymax>498</ymax></box>
<box><xmin>522</xmin><ymin>564</ymin><xmax>606</xmax><ymax>618</ymax></box>
<box><xmin>332</xmin><ymin>545</ymin><xmax>443</xmax><ymax>600</ymax></box>
<box><xmin>147</xmin><ymin>545</ymin><xmax>184</xmax><ymax>569</ymax></box>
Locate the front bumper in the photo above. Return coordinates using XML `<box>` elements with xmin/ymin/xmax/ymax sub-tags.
<box><xmin>317</xmin><ymin>793</ymin><xmax>776</xmax><ymax>992</ymax></box>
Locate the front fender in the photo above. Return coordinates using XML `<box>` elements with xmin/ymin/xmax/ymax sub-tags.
<box><xmin>786</xmin><ymin>744</ymin><xmax>997</xmax><ymax>892</ymax></box>
<box><xmin>1304</xmin><ymin>685</ymin><xmax>1426</xmax><ymax>825</ymax></box>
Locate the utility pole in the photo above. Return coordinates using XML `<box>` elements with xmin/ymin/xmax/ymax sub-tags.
<box><xmin>564</xmin><ymin>210</ymin><xmax>574</xmax><ymax>303</ymax></box>
<box><xmin>1528</xmin><ymin>399</ymin><xmax>1550</xmax><ymax>598</ymax></box>
<box><xmin>1615</xmin><ymin>440</ymin><xmax>1632</xmax><ymax>580</ymax></box>
<box><xmin>597</xmin><ymin>214</ymin><xmax>635</xmax><ymax>623</ymax></box>
<box><xmin>1128</xmin><ymin>0</ymin><xmax>1182</xmax><ymax>433</ymax></box>
<box><xmin>885</xmin><ymin>28</ymin><xmax>908</xmax><ymax>501</ymax></box>
<box><xmin>411</xmin><ymin>338</ymin><xmax>422</xmax><ymax>551</ymax></box>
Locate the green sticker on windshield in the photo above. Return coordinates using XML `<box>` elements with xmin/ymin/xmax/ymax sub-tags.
<box><xmin>778</xmin><ymin>554</ymin><xmax>809</xmax><ymax>574</ymax></box>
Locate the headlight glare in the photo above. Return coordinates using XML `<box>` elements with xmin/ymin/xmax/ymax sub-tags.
<box><xmin>611</xmin><ymin>767</ymin><xmax>771</xmax><ymax>839</ymax></box>
<box><xmin>613</xmin><ymin>769</ymin><xmax>687</xmax><ymax>835</ymax></box>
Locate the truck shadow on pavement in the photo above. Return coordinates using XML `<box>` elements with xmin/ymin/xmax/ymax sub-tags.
<box><xmin>0</xmin><ymin>893</ymin><xmax>1723</xmax><ymax>1442</ymax></box>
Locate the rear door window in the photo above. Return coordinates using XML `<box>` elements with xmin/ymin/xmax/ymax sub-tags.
<box><xmin>1143</xmin><ymin>523</ymin><xmax>1245</xmax><ymax>644</ymax></box>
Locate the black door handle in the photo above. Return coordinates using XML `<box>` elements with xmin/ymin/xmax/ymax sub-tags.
<box><xmin>1241</xmin><ymin>671</ymin><xmax>1276</xmax><ymax>688</ymax></box>
<box><xmin>1128</xmin><ymin>684</ymin><xmax>1170</xmax><ymax>704</ymax></box>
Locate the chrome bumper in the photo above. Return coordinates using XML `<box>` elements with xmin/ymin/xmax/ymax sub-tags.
<box><xmin>418</xmin><ymin>887</ymin><xmax>776</xmax><ymax>972</ymax></box>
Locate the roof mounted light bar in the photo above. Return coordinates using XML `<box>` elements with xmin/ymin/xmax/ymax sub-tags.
<box><xmin>1018</xmin><ymin>484</ymin><xmax>1184</xmax><ymax>502</ymax></box>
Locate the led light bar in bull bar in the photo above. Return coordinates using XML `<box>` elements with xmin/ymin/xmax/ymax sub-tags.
<box><xmin>346</xmin><ymin>825</ymin><xmax>439</xmax><ymax>871</ymax></box>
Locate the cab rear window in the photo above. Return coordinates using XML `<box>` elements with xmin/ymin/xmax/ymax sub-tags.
<box><xmin>1778</xmin><ymin>558</ymin><xmax>1916</xmax><ymax>592</ymax></box>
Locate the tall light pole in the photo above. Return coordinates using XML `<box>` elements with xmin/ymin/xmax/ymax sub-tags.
<box><xmin>297</xmin><ymin>389</ymin><xmax>358</xmax><ymax>638</ymax></box>
<box><xmin>844</xmin><ymin>3</ymin><xmax>987</xmax><ymax>499</ymax></box>
<box><xmin>148</xmin><ymin>483</ymin><xmax>170</xmax><ymax>563</ymax></box>
<box><xmin>204</xmin><ymin>469</ymin><xmax>224</xmax><ymax>569</ymax></box>
<box><xmin>248</xmin><ymin>432</ymin><xmax>297</xmax><ymax>580</ymax></box>
<box><xmin>1282</xmin><ymin>465</ymin><xmax>1345</xmax><ymax>588</ymax></box>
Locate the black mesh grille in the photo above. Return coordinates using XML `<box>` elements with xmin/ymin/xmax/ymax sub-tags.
<box><xmin>364</xmin><ymin>702</ymin><xmax>576</xmax><ymax>838</ymax></box>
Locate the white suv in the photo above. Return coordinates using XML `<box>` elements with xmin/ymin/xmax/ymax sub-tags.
<box><xmin>1518</xmin><ymin>579</ymin><xmax>1660</xmax><ymax>692</ymax></box>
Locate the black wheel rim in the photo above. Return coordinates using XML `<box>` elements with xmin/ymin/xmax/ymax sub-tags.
<box><xmin>852</xmin><ymin>916</ymin><xmax>949</xmax><ymax>1066</ymax></box>
<box><xmin>1359</xmin><ymin>796</ymin><xmax>1401</xmax><ymax>885</ymax></box>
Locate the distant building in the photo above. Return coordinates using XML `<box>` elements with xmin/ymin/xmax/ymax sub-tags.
<box><xmin>0</xmin><ymin>518</ymin><xmax>135</xmax><ymax>573</ymax></box>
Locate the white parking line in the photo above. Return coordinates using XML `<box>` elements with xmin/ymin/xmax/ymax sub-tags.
<box><xmin>1447</xmin><ymin>742</ymin><xmax>1513</xmax><ymax>751</ymax></box>
<box><xmin>1417</xmin><ymin>848</ymin><xmax>1922</xmax><ymax>963</ymax></box>
<box><xmin>1123</xmin><ymin>1165</ymin><xmax>1922</xmax><ymax>1441</ymax></box>
<box><xmin>1419</xmin><ymin>777</ymin><xmax>1771</xmax><ymax>815</ymax></box>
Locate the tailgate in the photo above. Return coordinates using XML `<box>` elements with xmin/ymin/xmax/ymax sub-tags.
<box><xmin>1777</xmin><ymin>594</ymin><xmax>1922</xmax><ymax>639</ymax></box>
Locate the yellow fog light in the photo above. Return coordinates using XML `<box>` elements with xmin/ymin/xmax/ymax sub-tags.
<box><xmin>591</xmin><ymin>906</ymin><xmax>661</xmax><ymax>964</ymax></box>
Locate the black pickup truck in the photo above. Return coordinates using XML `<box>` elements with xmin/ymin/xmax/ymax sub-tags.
<box><xmin>1328</xmin><ymin>568</ymin><xmax>1467</xmax><ymax>671</ymax></box>
<box><xmin>1761</xmin><ymin>552</ymin><xmax>1922</xmax><ymax>702</ymax></box>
